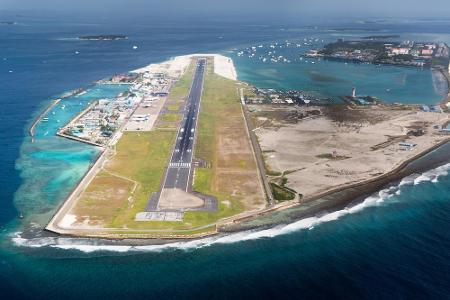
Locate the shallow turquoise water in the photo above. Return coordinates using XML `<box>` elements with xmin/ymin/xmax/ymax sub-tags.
<box><xmin>14</xmin><ymin>84</ymin><xmax>128</xmax><ymax>223</ymax></box>
<box><xmin>230</xmin><ymin>41</ymin><xmax>444</xmax><ymax>104</ymax></box>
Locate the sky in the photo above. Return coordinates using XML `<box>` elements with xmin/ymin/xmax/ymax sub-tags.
<box><xmin>2</xmin><ymin>0</ymin><xmax>450</xmax><ymax>18</ymax></box>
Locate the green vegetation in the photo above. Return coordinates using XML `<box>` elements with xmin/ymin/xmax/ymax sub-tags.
<box><xmin>167</xmin><ymin>63</ymin><xmax>195</xmax><ymax>101</ymax></box>
<box><xmin>161</xmin><ymin>113</ymin><xmax>182</xmax><ymax>122</ymax></box>
<box><xmin>316</xmin><ymin>153</ymin><xmax>350</xmax><ymax>160</ymax></box>
<box><xmin>74</xmin><ymin>130</ymin><xmax>176</xmax><ymax>228</ymax></box>
<box><xmin>72</xmin><ymin>61</ymin><xmax>196</xmax><ymax>233</ymax></box>
<box><xmin>266</xmin><ymin>169</ymin><xmax>282</xmax><ymax>176</ymax></box>
<box><xmin>155</xmin><ymin>123</ymin><xmax>178</xmax><ymax>130</ymax></box>
<box><xmin>270</xmin><ymin>183</ymin><xmax>296</xmax><ymax>201</ymax></box>
<box><xmin>321</xmin><ymin>40</ymin><xmax>386</xmax><ymax>55</ymax></box>
<box><xmin>167</xmin><ymin>104</ymin><xmax>180</xmax><ymax>111</ymax></box>
<box><xmin>262</xmin><ymin>150</ymin><xmax>275</xmax><ymax>153</ymax></box>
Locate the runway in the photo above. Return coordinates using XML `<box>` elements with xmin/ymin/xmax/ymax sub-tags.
<box><xmin>161</xmin><ymin>58</ymin><xmax>206</xmax><ymax>192</ymax></box>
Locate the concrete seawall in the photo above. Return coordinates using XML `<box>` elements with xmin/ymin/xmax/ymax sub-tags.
<box><xmin>29</xmin><ymin>98</ymin><xmax>61</xmax><ymax>137</ymax></box>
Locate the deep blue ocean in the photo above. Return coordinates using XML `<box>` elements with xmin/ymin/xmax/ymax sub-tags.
<box><xmin>1</xmin><ymin>12</ymin><xmax>450</xmax><ymax>299</ymax></box>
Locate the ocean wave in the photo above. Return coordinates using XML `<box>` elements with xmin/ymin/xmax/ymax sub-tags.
<box><xmin>414</xmin><ymin>163</ymin><xmax>450</xmax><ymax>185</ymax></box>
<box><xmin>9</xmin><ymin>187</ymin><xmax>392</xmax><ymax>253</ymax></box>
<box><xmin>11</xmin><ymin>163</ymin><xmax>450</xmax><ymax>253</ymax></box>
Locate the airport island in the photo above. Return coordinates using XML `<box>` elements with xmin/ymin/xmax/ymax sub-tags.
<box><xmin>42</xmin><ymin>47</ymin><xmax>450</xmax><ymax>239</ymax></box>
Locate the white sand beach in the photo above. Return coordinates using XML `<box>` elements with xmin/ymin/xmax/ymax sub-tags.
<box><xmin>132</xmin><ymin>53</ymin><xmax>237</xmax><ymax>80</ymax></box>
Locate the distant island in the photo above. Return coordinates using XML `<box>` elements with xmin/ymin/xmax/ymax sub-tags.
<box><xmin>0</xmin><ymin>21</ymin><xmax>17</xmax><ymax>25</ymax></box>
<box><xmin>362</xmin><ymin>35</ymin><xmax>401</xmax><ymax>40</ymax></box>
<box><xmin>306</xmin><ymin>39</ymin><xmax>450</xmax><ymax>68</ymax></box>
<box><xmin>78</xmin><ymin>35</ymin><xmax>127</xmax><ymax>41</ymax></box>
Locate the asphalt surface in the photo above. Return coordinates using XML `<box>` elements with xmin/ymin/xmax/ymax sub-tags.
<box><xmin>162</xmin><ymin>58</ymin><xmax>206</xmax><ymax>191</ymax></box>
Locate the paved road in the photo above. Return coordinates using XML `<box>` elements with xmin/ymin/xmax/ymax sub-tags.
<box><xmin>162</xmin><ymin>58</ymin><xmax>206</xmax><ymax>191</ymax></box>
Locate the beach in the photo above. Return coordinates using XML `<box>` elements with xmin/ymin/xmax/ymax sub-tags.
<box><xmin>131</xmin><ymin>53</ymin><xmax>237</xmax><ymax>81</ymax></box>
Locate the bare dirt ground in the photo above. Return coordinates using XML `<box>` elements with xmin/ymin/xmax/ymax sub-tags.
<box><xmin>200</xmin><ymin>79</ymin><xmax>266</xmax><ymax>210</ymax></box>
<box><xmin>215</xmin><ymin>123</ymin><xmax>264</xmax><ymax>209</ymax></box>
<box><xmin>252</xmin><ymin>105</ymin><xmax>450</xmax><ymax>197</ymax></box>
<box><xmin>69</xmin><ymin>174</ymin><xmax>134</xmax><ymax>228</ymax></box>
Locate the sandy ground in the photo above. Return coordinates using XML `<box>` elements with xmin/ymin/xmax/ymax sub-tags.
<box><xmin>131</xmin><ymin>54</ymin><xmax>237</xmax><ymax>80</ymax></box>
<box><xmin>159</xmin><ymin>188</ymin><xmax>204</xmax><ymax>210</ymax></box>
<box><xmin>254</xmin><ymin>106</ymin><xmax>450</xmax><ymax>197</ymax></box>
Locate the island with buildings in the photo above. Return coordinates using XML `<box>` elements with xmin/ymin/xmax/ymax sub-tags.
<box><xmin>38</xmin><ymin>50</ymin><xmax>450</xmax><ymax>240</ymax></box>
<box><xmin>307</xmin><ymin>39</ymin><xmax>450</xmax><ymax>68</ymax></box>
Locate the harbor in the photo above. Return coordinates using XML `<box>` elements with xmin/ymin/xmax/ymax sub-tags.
<box><xmin>28</xmin><ymin>88</ymin><xmax>86</xmax><ymax>138</ymax></box>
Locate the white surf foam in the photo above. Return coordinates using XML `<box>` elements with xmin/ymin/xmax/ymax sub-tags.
<box><xmin>414</xmin><ymin>163</ymin><xmax>450</xmax><ymax>185</ymax></box>
<box><xmin>12</xmin><ymin>163</ymin><xmax>450</xmax><ymax>253</ymax></box>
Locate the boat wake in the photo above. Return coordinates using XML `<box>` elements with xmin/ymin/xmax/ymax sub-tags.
<box><xmin>12</xmin><ymin>163</ymin><xmax>450</xmax><ymax>254</ymax></box>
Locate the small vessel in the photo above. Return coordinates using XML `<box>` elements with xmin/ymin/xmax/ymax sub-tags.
<box><xmin>61</xmin><ymin>105</ymin><xmax>65</xmax><ymax>109</ymax></box>
<box><xmin>42</xmin><ymin>117</ymin><xmax>49</xmax><ymax>122</ymax></box>
<box><xmin>132</xmin><ymin>45</ymin><xmax>138</xmax><ymax>50</ymax></box>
